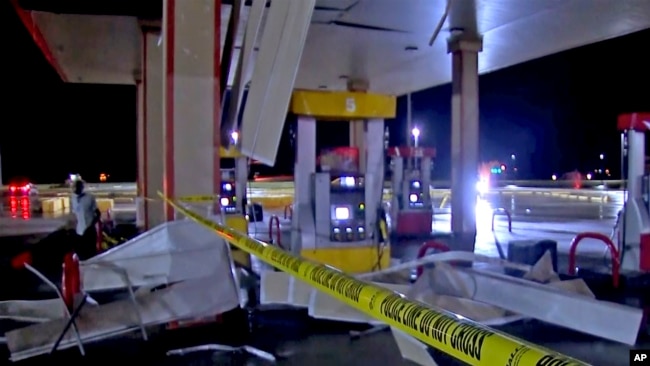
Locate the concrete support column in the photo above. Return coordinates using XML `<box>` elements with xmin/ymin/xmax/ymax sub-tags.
<box><xmin>140</xmin><ymin>29</ymin><xmax>165</xmax><ymax>229</ymax></box>
<box><xmin>135</xmin><ymin>77</ymin><xmax>144</xmax><ymax>228</ymax></box>
<box><xmin>349</xmin><ymin>121</ymin><xmax>366</xmax><ymax>173</ymax></box>
<box><xmin>292</xmin><ymin>116</ymin><xmax>317</xmax><ymax>255</ymax></box>
<box><xmin>162</xmin><ymin>0</ymin><xmax>221</xmax><ymax>220</ymax></box>
<box><xmin>348</xmin><ymin>79</ymin><xmax>369</xmax><ymax>173</ymax></box>
<box><xmin>136</xmin><ymin>78</ymin><xmax>143</xmax><ymax>196</ymax></box>
<box><xmin>448</xmin><ymin>34</ymin><xmax>483</xmax><ymax>251</ymax></box>
<box><xmin>365</xmin><ymin>119</ymin><xmax>385</xmax><ymax>233</ymax></box>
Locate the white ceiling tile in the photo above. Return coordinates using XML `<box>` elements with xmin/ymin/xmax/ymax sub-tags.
<box><xmin>31</xmin><ymin>0</ymin><xmax>650</xmax><ymax>95</ymax></box>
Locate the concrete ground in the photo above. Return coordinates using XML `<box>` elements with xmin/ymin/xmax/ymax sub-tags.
<box><xmin>0</xmin><ymin>188</ymin><xmax>647</xmax><ymax>366</ymax></box>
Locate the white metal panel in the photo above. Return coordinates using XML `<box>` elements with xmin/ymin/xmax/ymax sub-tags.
<box><xmin>28</xmin><ymin>0</ymin><xmax>650</xmax><ymax>95</ymax></box>
<box><xmin>416</xmin><ymin>267</ymin><xmax>644</xmax><ymax>345</ymax></box>
<box><xmin>222</xmin><ymin>5</ymin><xmax>344</xmax><ymax>86</ymax></box>
<box><xmin>296</xmin><ymin>23</ymin><xmax>436</xmax><ymax>91</ymax></box>
<box><xmin>476</xmin><ymin>0</ymin><xmax>564</xmax><ymax>33</ymax></box>
<box><xmin>81</xmin><ymin>220</ymin><xmax>232</xmax><ymax>291</ymax></box>
<box><xmin>7</xmin><ymin>275</ymin><xmax>239</xmax><ymax>361</ymax></box>
<box><xmin>226</xmin><ymin>0</ymin><xmax>266</xmax><ymax>131</ymax></box>
<box><xmin>315</xmin><ymin>0</ymin><xmax>358</xmax><ymax>10</ymax></box>
<box><xmin>311</xmin><ymin>9</ymin><xmax>342</xmax><ymax>23</ymax></box>
<box><xmin>338</xmin><ymin>0</ymin><xmax>444</xmax><ymax>33</ymax></box>
<box><xmin>240</xmin><ymin>0</ymin><xmax>315</xmax><ymax>165</ymax></box>
<box><xmin>31</xmin><ymin>12</ymin><xmax>139</xmax><ymax>84</ymax></box>
<box><xmin>239</xmin><ymin>0</ymin><xmax>291</xmax><ymax>164</ymax></box>
<box><xmin>480</xmin><ymin>0</ymin><xmax>650</xmax><ymax>73</ymax></box>
<box><xmin>370</xmin><ymin>0</ymin><xmax>650</xmax><ymax>94</ymax></box>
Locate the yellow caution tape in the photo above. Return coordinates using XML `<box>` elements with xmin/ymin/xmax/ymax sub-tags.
<box><xmin>158</xmin><ymin>192</ymin><xmax>588</xmax><ymax>366</ymax></box>
<box><xmin>177</xmin><ymin>195</ymin><xmax>218</xmax><ymax>202</ymax></box>
<box><xmin>102</xmin><ymin>232</ymin><xmax>119</xmax><ymax>245</ymax></box>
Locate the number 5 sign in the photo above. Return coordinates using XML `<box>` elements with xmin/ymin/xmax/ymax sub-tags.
<box><xmin>345</xmin><ymin>97</ymin><xmax>356</xmax><ymax>113</ymax></box>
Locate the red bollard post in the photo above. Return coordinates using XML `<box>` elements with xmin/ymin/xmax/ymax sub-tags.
<box><xmin>491</xmin><ymin>208</ymin><xmax>512</xmax><ymax>233</ymax></box>
<box><xmin>268</xmin><ymin>215</ymin><xmax>283</xmax><ymax>249</ymax></box>
<box><xmin>96</xmin><ymin>219</ymin><xmax>104</xmax><ymax>254</ymax></box>
<box><xmin>416</xmin><ymin>240</ymin><xmax>450</xmax><ymax>278</ymax></box>
<box><xmin>284</xmin><ymin>205</ymin><xmax>293</xmax><ymax>220</ymax></box>
<box><xmin>61</xmin><ymin>253</ymin><xmax>81</xmax><ymax>311</ymax></box>
<box><xmin>567</xmin><ymin>232</ymin><xmax>620</xmax><ymax>288</ymax></box>
<box><xmin>11</xmin><ymin>251</ymin><xmax>32</xmax><ymax>270</ymax></box>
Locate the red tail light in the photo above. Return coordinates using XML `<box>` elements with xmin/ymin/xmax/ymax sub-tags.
<box><xmin>9</xmin><ymin>186</ymin><xmax>16</xmax><ymax>192</ymax></box>
<box><xmin>21</xmin><ymin>185</ymin><xmax>30</xmax><ymax>192</ymax></box>
<box><xmin>11</xmin><ymin>252</ymin><xmax>32</xmax><ymax>269</ymax></box>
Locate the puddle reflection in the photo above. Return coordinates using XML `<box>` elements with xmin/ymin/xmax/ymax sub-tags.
<box><xmin>9</xmin><ymin>196</ymin><xmax>31</xmax><ymax>220</ymax></box>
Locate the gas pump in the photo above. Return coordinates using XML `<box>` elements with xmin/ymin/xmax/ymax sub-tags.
<box><xmin>618</xmin><ymin>113</ymin><xmax>650</xmax><ymax>273</ymax></box>
<box><xmin>290</xmin><ymin>90</ymin><xmax>396</xmax><ymax>273</ymax></box>
<box><xmin>219</xmin><ymin>146</ymin><xmax>251</xmax><ymax>267</ymax></box>
<box><xmin>219</xmin><ymin>146</ymin><xmax>248</xmax><ymax>215</ymax></box>
<box><xmin>388</xmin><ymin>147</ymin><xmax>436</xmax><ymax>239</ymax></box>
<box><xmin>219</xmin><ymin>169</ymin><xmax>238</xmax><ymax>214</ymax></box>
<box><xmin>315</xmin><ymin>173</ymin><xmax>367</xmax><ymax>243</ymax></box>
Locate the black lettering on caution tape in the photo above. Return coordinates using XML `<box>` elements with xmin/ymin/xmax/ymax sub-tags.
<box><xmin>268</xmin><ymin>248</ymin><xmax>302</xmax><ymax>274</ymax></box>
<box><xmin>368</xmin><ymin>290</ymin><xmax>380</xmax><ymax>311</ymax></box>
<box><xmin>178</xmin><ymin>195</ymin><xmax>216</xmax><ymax>202</ymax></box>
<box><xmin>238</xmin><ymin>236</ymin><xmax>263</xmax><ymax>255</ymax></box>
<box><xmin>450</xmin><ymin>324</ymin><xmax>492</xmax><ymax>361</ymax></box>
<box><xmin>379</xmin><ymin>294</ymin><xmax>493</xmax><ymax>362</ymax></box>
<box><xmin>535</xmin><ymin>355</ymin><xmax>581</xmax><ymax>366</ymax></box>
<box><xmin>166</xmin><ymin>195</ymin><xmax>589</xmax><ymax>366</ymax></box>
<box><xmin>307</xmin><ymin>266</ymin><xmax>364</xmax><ymax>303</ymax></box>
<box><xmin>506</xmin><ymin>345</ymin><xmax>530</xmax><ymax>366</ymax></box>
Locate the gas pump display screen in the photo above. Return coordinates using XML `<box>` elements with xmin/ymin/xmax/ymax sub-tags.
<box><xmin>331</xmin><ymin>175</ymin><xmax>364</xmax><ymax>190</ymax></box>
<box><xmin>330</xmin><ymin>204</ymin><xmax>366</xmax><ymax>242</ymax></box>
<box><xmin>331</xmin><ymin>205</ymin><xmax>351</xmax><ymax>220</ymax></box>
<box><xmin>221</xmin><ymin>169</ymin><xmax>235</xmax><ymax>181</ymax></box>
<box><xmin>641</xmin><ymin>175</ymin><xmax>650</xmax><ymax>211</ymax></box>
<box><xmin>220</xmin><ymin>181</ymin><xmax>236</xmax><ymax>212</ymax></box>
<box><xmin>327</xmin><ymin>174</ymin><xmax>366</xmax><ymax>242</ymax></box>
<box><xmin>341</xmin><ymin>176</ymin><xmax>356</xmax><ymax>187</ymax></box>
<box><xmin>222</xmin><ymin>182</ymin><xmax>234</xmax><ymax>193</ymax></box>
<box><xmin>408</xmin><ymin>179</ymin><xmax>424</xmax><ymax>207</ymax></box>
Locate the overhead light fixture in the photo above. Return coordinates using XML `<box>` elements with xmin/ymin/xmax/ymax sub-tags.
<box><xmin>338</xmin><ymin>75</ymin><xmax>349</xmax><ymax>79</ymax></box>
<box><xmin>405</xmin><ymin>46</ymin><xmax>418</xmax><ymax>51</ymax></box>
<box><xmin>318</xmin><ymin>85</ymin><xmax>327</xmax><ymax>89</ymax></box>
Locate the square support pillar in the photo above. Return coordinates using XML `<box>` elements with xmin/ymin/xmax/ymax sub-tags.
<box><xmin>135</xmin><ymin>77</ymin><xmax>144</xmax><ymax>228</ymax></box>
<box><xmin>140</xmin><ymin>29</ymin><xmax>165</xmax><ymax>230</ymax></box>
<box><xmin>365</xmin><ymin>119</ymin><xmax>385</xmax><ymax>233</ymax></box>
<box><xmin>292</xmin><ymin>116</ymin><xmax>317</xmax><ymax>254</ymax></box>
<box><xmin>350</xmin><ymin>121</ymin><xmax>366</xmax><ymax>173</ymax></box>
<box><xmin>162</xmin><ymin>0</ymin><xmax>221</xmax><ymax>220</ymax></box>
<box><xmin>448</xmin><ymin>34</ymin><xmax>483</xmax><ymax>251</ymax></box>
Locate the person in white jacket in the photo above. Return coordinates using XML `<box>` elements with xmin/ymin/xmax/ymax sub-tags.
<box><xmin>70</xmin><ymin>180</ymin><xmax>101</xmax><ymax>259</ymax></box>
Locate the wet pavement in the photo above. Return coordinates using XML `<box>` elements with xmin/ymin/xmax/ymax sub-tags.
<box><xmin>3</xmin><ymin>310</ymin><xmax>646</xmax><ymax>366</ymax></box>
<box><xmin>391</xmin><ymin>190</ymin><xmax>623</xmax><ymax>266</ymax></box>
<box><xmin>0</xmin><ymin>188</ymin><xmax>648</xmax><ymax>366</ymax></box>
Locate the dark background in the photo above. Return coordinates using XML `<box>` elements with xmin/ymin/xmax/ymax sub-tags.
<box><xmin>2</xmin><ymin>0</ymin><xmax>649</xmax><ymax>183</ymax></box>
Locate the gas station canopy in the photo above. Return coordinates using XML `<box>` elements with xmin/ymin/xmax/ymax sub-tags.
<box><xmin>15</xmin><ymin>0</ymin><xmax>650</xmax><ymax>95</ymax></box>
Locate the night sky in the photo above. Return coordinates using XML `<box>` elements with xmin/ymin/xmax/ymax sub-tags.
<box><xmin>1</xmin><ymin>0</ymin><xmax>649</xmax><ymax>183</ymax></box>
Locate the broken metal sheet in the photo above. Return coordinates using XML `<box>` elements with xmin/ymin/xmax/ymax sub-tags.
<box><xmin>356</xmin><ymin>250</ymin><xmax>532</xmax><ymax>281</ymax></box>
<box><xmin>82</xmin><ymin>220</ymin><xmax>231</xmax><ymax>291</ymax></box>
<box><xmin>260</xmin><ymin>270</ymin><xmax>293</xmax><ymax>305</ymax></box>
<box><xmin>416</xmin><ymin>265</ymin><xmax>643</xmax><ymax>345</ymax></box>
<box><xmin>288</xmin><ymin>275</ymin><xmax>313</xmax><ymax>307</ymax></box>
<box><xmin>307</xmin><ymin>282</ymin><xmax>410</xmax><ymax>324</ymax></box>
<box><xmin>0</xmin><ymin>299</ymin><xmax>66</xmax><ymax>323</ymax></box>
<box><xmin>259</xmin><ymin>270</ymin><xmax>313</xmax><ymax>307</ymax></box>
<box><xmin>391</xmin><ymin>328</ymin><xmax>439</xmax><ymax>366</ymax></box>
<box><xmin>406</xmin><ymin>262</ymin><xmax>526</xmax><ymax>327</ymax></box>
<box><xmin>6</xmin><ymin>274</ymin><xmax>240</xmax><ymax>361</ymax></box>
